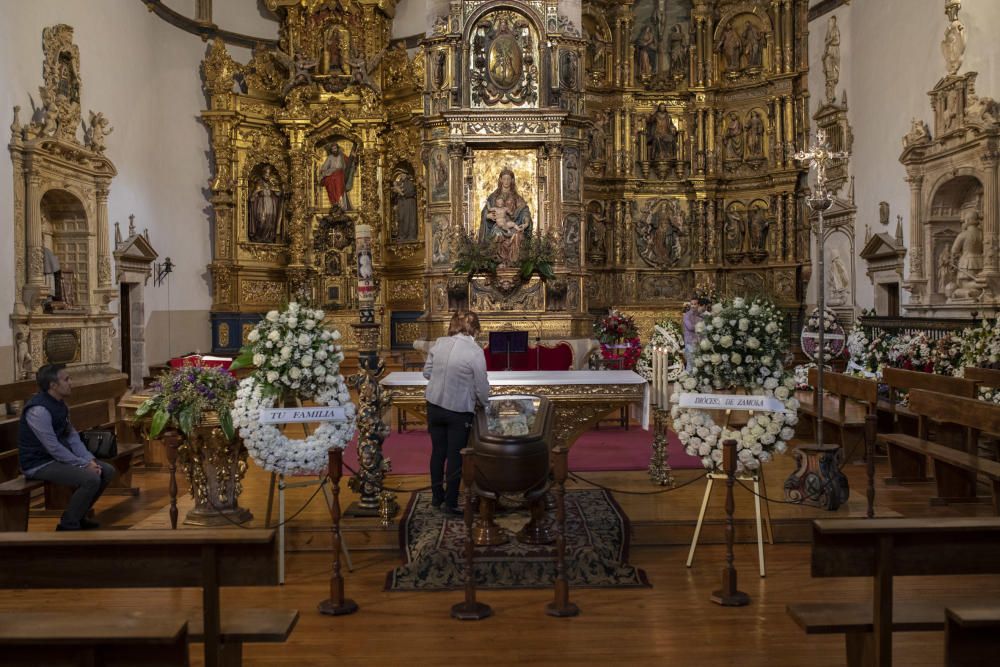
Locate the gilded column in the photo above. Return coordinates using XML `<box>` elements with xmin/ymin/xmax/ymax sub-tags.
<box><xmin>771</xmin><ymin>1</ymin><xmax>783</xmax><ymax>73</ymax></box>
<box><xmin>547</xmin><ymin>144</ymin><xmax>563</xmax><ymax>240</ymax></box>
<box><xmin>694</xmin><ymin>16</ymin><xmax>705</xmax><ymax>88</ymax></box>
<box><xmin>783</xmin><ymin>0</ymin><xmax>794</xmax><ymax>75</ymax></box>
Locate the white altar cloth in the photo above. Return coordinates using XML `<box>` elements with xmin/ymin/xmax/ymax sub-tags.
<box><xmin>381</xmin><ymin>370</ymin><xmax>650</xmax><ymax>429</ymax></box>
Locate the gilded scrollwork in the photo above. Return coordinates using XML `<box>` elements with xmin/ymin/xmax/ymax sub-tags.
<box><xmin>240</xmin><ymin>279</ymin><xmax>285</xmax><ymax>305</ymax></box>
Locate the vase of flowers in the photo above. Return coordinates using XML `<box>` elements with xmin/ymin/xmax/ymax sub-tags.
<box><xmin>136</xmin><ymin>364</ymin><xmax>251</xmax><ymax>526</ymax></box>
<box><xmin>594</xmin><ymin>308</ymin><xmax>642</xmax><ymax>370</ymax></box>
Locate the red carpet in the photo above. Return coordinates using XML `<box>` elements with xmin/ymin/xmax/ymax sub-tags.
<box><xmin>343</xmin><ymin>426</ymin><xmax>703</xmax><ymax>476</ymax></box>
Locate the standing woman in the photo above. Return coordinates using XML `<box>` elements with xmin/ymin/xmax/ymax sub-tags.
<box><xmin>423</xmin><ymin>311</ymin><xmax>491</xmax><ymax>514</ymax></box>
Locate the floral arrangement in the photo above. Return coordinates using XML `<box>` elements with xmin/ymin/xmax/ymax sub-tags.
<box><xmin>635</xmin><ymin>318</ymin><xmax>685</xmax><ymax>382</ymax></box>
<box><xmin>806</xmin><ymin>306</ymin><xmax>839</xmax><ymax>333</ymax></box>
<box><xmin>517</xmin><ymin>233</ymin><xmax>557</xmax><ymax>281</ymax></box>
<box><xmin>230</xmin><ymin>302</ymin><xmax>356</xmax><ymax>474</ymax></box>
<box><xmin>670</xmin><ymin>296</ymin><xmax>799</xmax><ymax>473</ymax></box>
<box><xmin>136</xmin><ymin>365</ymin><xmax>238</xmax><ymax>440</ymax></box>
<box><xmin>594</xmin><ymin>308</ymin><xmax>641</xmax><ymax>369</ymax></box>
<box><xmin>886</xmin><ymin>333</ymin><xmax>936</xmax><ymax>373</ymax></box>
<box><xmin>452</xmin><ymin>230</ymin><xmax>500</xmax><ymax>278</ymax></box>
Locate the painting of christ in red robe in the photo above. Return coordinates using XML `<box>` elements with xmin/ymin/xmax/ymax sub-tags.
<box><xmin>318</xmin><ymin>141</ymin><xmax>357</xmax><ymax>210</ymax></box>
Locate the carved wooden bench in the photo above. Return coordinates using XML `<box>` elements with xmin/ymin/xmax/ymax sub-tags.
<box><xmin>787</xmin><ymin>517</ymin><xmax>1000</xmax><ymax>667</ymax></box>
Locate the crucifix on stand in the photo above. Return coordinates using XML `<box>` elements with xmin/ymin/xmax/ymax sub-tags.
<box><xmin>793</xmin><ymin>129</ymin><xmax>850</xmax><ymax>449</ymax></box>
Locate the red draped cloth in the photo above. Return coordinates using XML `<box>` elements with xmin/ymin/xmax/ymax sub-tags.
<box><xmin>322</xmin><ymin>171</ymin><xmax>346</xmax><ymax>207</ymax></box>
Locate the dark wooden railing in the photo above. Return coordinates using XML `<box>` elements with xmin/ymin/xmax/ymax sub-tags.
<box><xmin>859</xmin><ymin>314</ymin><xmax>982</xmax><ymax>341</ymax></box>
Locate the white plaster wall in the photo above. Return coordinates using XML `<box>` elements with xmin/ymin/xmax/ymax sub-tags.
<box><xmin>807</xmin><ymin>0</ymin><xmax>1000</xmax><ymax>312</ymax></box>
<box><xmin>0</xmin><ymin>0</ymin><xmax>276</xmax><ymax>382</ymax></box>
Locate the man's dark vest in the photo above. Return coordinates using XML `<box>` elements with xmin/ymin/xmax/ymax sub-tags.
<box><xmin>17</xmin><ymin>392</ymin><xmax>70</xmax><ymax>474</ymax></box>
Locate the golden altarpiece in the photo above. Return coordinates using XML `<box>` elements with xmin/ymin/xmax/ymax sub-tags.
<box><xmin>201</xmin><ymin>0</ymin><xmax>811</xmax><ymax>355</ymax></box>
<box><xmin>8</xmin><ymin>25</ymin><xmax>120</xmax><ymax>381</ymax></box>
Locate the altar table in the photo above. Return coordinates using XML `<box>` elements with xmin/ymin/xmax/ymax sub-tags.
<box><xmin>380</xmin><ymin>370</ymin><xmax>649</xmax><ymax>451</ymax></box>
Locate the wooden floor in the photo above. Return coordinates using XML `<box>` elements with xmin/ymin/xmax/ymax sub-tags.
<box><xmin>11</xmin><ymin>436</ymin><xmax>1000</xmax><ymax>665</ymax></box>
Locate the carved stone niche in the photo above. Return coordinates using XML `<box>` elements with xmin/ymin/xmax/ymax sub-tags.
<box><xmin>114</xmin><ymin>220</ymin><xmax>159</xmax><ymax>389</ymax></box>
<box><xmin>860</xmin><ymin>223</ymin><xmax>906</xmax><ymax>318</ymax></box>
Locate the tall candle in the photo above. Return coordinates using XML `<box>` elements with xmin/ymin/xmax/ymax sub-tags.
<box><xmin>355</xmin><ymin>224</ymin><xmax>375</xmax><ymax>322</ymax></box>
<box><xmin>653</xmin><ymin>347</ymin><xmax>661</xmax><ymax>408</ymax></box>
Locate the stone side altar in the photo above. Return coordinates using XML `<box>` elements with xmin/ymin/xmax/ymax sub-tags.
<box><xmin>8</xmin><ymin>24</ymin><xmax>120</xmax><ymax>382</ymax></box>
<box><xmin>902</xmin><ymin>1</ymin><xmax>1000</xmax><ymax>317</ymax></box>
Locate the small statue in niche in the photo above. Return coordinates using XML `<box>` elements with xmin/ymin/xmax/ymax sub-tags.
<box><xmin>587</xmin><ymin>202</ymin><xmax>608</xmax><ymax>261</ymax></box>
<box><xmin>938</xmin><ymin>247</ymin><xmax>956</xmax><ymax>297</ymax></box>
<box><xmin>324</xmin><ymin>251</ymin><xmax>342</xmax><ymax>276</ymax></box>
<box><xmin>827</xmin><ymin>248</ymin><xmax>850</xmax><ymax>306</ymax></box>
<box><xmin>724</xmin><ymin>207</ymin><xmax>746</xmax><ymax>256</ymax></box>
<box><xmin>564</xmin><ymin>149</ymin><xmax>580</xmax><ymax>198</ymax></box>
<box><xmin>433</xmin><ymin>50</ymin><xmax>447</xmax><ymax>89</ymax></box>
<box><xmin>745</xmin><ymin>111</ymin><xmax>765</xmax><ymax>159</ymax></box>
<box><xmin>823</xmin><ymin>15</ymin><xmax>841</xmax><ymax>103</ymax></box>
<box><xmin>391</xmin><ymin>170</ymin><xmax>418</xmax><ymax>242</ymax></box>
<box><xmin>559</xmin><ymin>50</ymin><xmax>578</xmax><ymax>89</ymax></box>
<box><xmin>879</xmin><ymin>201</ymin><xmax>890</xmax><ymax>226</ymax></box>
<box><xmin>431</xmin><ymin>216</ymin><xmax>451</xmax><ymax>265</ymax></box>
<box><xmin>546</xmin><ymin>279</ymin><xmax>568</xmax><ymax>312</ymax></box>
<box><xmin>668</xmin><ymin>24</ymin><xmax>688</xmax><ymax>76</ymax></box>
<box><xmin>430</xmin><ymin>150</ymin><xmax>449</xmax><ymax>201</ymax></box>
<box><xmin>588</xmin><ymin>110</ymin><xmax>609</xmax><ymax>163</ymax></box>
<box><xmin>646</xmin><ymin>103</ymin><xmax>678</xmax><ymax>161</ymax></box>
<box><xmin>15</xmin><ymin>329</ymin><xmax>32</xmax><ymax>380</ymax></box>
<box><xmin>56</xmin><ymin>54</ymin><xmax>79</xmax><ymax>104</ymax></box>
<box><xmin>742</xmin><ymin>21</ymin><xmax>764</xmax><ymax>69</ymax></box>
<box><xmin>248</xmin><ymin>165</ymin><xmax>284</xmax><ymax>243</ymax></box>
<box><xmin>722</xmin><ymin>112</ymin><xmax>744</xmax><ymax>164</ymax></box>
<box><xmin>84</xmin><ymin>111</ymin><xmax>113</xmax><ymax>154</ymax></box>
<box><xmin>634</xmin><ymin>23</ymin><xmax>657</xmax><ymax>78</ymax></box>
<box><xmin>716</xmin><ymin>22</ymin><xmax>742</xmax><ymax>73</ymax></box>
<box><xmin>322</xmin><ymin>26</ymin><xmax>349</xmax><ymax>75</ymax></box>
<box><xmin>747</xmin><ymin>205</ymin><xmax>770</xmax><ymax>256</ymax></box>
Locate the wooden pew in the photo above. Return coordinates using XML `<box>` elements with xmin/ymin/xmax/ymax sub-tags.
<box><xmin>0</xmin><ymin>376</ymin><xmax>143</xmax><ymax>525</ymax></box>
<box><xmin>0</xmin><ymin>529</ymin><xmax>298</xmax><ymax>667</ymax></box>
<box><xmin>878</xmin><ymin>367</ymin><xmax>978</xmax><ymax>436</ymax></box>
<box><xmin>799</xmin><ymin>368</ymin><xmax>878</xmax><ymax>462</ymax></box>
<box><xmin>945</xmin><ymin>604</ymin><xmax>1000</xmax><ymax>667</ymax></box>
<box><xmin>787</xmin><ymin>517</ymin><xmax>1000</xmax><ymax>667</ymax></box>
<box><xmin>877</xmin><ymin>389</ymin><xmax>1000</xmax><ymax>512</ymax></box>
<box><xmin>0</xmin><ymin>611</ymin><xmax>190</xmax><ymax>666</ymax></box>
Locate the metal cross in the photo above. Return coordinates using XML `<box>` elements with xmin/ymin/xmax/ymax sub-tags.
<box><xmin>793</xmin><ymin>129</ymin><xmax>850</xmax><ymax>195</ymax></box>
<box><xmin>794</xmin><ymin>129</ymin><xmax>850</xmax><ymax>451</ymax></box>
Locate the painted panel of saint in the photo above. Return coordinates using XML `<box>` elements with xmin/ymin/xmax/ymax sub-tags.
<box><xmin>391</xmin><ymin>167</ymin><xmax>418</xmax><ymax>242</ymax></box>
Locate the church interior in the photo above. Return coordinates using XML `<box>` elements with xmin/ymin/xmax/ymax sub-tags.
<box><xmin>3</xmin><ymin>0</ymin><xmax>1000</xmax><ymax>665</ymax></box>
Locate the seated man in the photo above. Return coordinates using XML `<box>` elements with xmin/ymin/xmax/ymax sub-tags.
<box><xmin>17</xmin><ymin>364</ymin><xmax>116</xmax><ymax>530</ymax></box>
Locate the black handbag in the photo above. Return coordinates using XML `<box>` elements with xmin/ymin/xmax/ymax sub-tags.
<box><xmin>81</xmin><ymin>429</ymin><xmax>118</xmax><ymax>459</ymax></box>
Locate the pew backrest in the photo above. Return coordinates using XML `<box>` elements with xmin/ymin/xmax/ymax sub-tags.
<box><xmin>811</xmin><ymin>517</ymin><xmax>1000</xmax><ymax>578</ymax></box>
<box><xmin>809</xmin><ymin>368</ymin><xmax>878</xmax><ymax>406</ymax></box>
<box><xmin>962</xmin><ymin>366</ymin><xmax>1000</xmax><ymax>389</ymax></box>
<box><xmin>908</xmin><ymin>389</ymin><xmax>1000</xmax><ymax>435</ymax></box>
<box><xmin>883</xmin><ymin>367</ymin><xmax>978</xmax><ymax>399</ymax></box>
<box><xmin>0</xmin><ymin>529</ymin><xmax>277</xmax><ymax>589</ymax></box>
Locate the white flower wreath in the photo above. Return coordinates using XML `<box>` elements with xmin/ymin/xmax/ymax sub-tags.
<box><xmin>670</xmin><ymin>296</ymin><xmax>799</xmax><ymax>474</ymax></box>
<box><xmin>635</xmin><ymin>318</ymin><xmax>685</xmax><ymax>382</ymax></box>
<box><xmin>231</xmin><ymin>303</ymin><xmax>357</xmax><ymax>475</ymax></box>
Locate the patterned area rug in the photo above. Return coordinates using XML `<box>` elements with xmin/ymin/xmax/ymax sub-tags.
<box><xmin>384</xmin><ymin>489</ymin><xmax>650</xmax><ymax>591</ymax></box>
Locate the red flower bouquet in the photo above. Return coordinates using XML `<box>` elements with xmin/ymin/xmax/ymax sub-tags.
<box><xmin>594</xmin><ymin>309</ymin><xmax>642</xmax><ymax>370</ymax></box>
